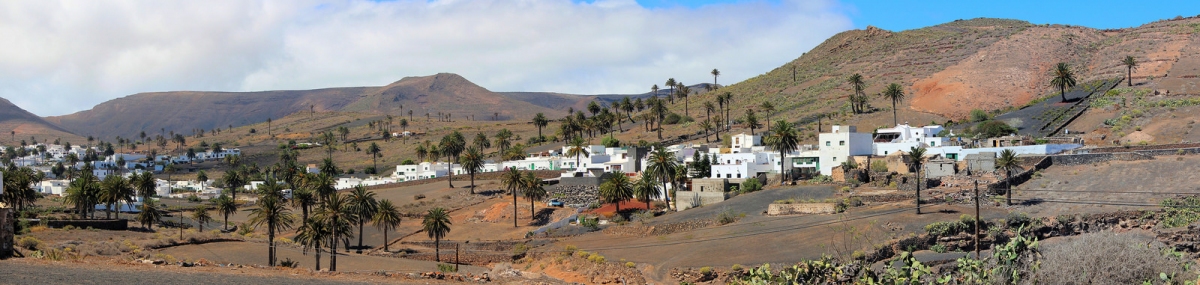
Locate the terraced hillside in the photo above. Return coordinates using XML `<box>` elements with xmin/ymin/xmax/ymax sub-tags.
<box><xmin>634</xmin><ymin>17</ymin><xmax>1200</xmax><ymax>144</ymax></box>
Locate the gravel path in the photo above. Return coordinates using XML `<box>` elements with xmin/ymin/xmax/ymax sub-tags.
<box><xmin>0</xmin><ymin>260</ymin><xmax>385</xmax><ymax>285</ymax></box>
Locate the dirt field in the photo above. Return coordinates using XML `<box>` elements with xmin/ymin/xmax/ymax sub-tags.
<box><xmin>158</xmin><ymin>240</ymin><xmax>487</xmax><ymax>274</ymax></box>
<box><xmin>555</xmin><ymin>185</ymin><xmax>1009</xmax><ymax>282</ymax></box>
<box><xmin>1012</xmin><ymin>154</ymin><xmax>1200</xmax><ymax>217</ymax></box>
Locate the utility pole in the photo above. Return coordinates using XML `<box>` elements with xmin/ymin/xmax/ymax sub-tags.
<box><xmin>974</xmin><ymin>180</ymin><xmax>981</xmax><ymax>259</ymax></box>
<box><xmin>455</xmin><ymin>243</ymin><xmax>460</xmax><ymax>272</ymax></box>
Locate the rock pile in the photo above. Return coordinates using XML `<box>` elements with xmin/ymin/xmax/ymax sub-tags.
<box><xmin>549</xmin><ymin>185</ymin><xmax>600</xmax><ymax>206</ymax></box>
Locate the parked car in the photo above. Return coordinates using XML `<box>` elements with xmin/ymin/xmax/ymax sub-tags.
<box><xmin>548</xmin><ymin>198</ymin><xmax>564</xmax><ymax>207</ymax></box>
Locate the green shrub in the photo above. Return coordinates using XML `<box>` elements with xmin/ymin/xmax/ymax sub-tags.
<box><xmin>925</xmin><ymin>220</ymin><xmax>968</xmax><ymax>236</ymax></box>
<box><xmin>740</xmin><ymin>178</ymin><xmax>763</xmax><ymax>193</ymax></box>
<box><xmin>1005</xmin><ymin>212</ymin><xmax>1034</xmax><ymax>229</ymax></box>
<box><xmin>700</xmin><ymin>266</ymin><xmax>713</xmax><ymax>276</ymax></box>
<box><xmin>580</xmin><ymin>217</ymin><xmax>600</xmax><ymax>231</ymax></box>
<box><xmin>716</xmin><ymin>208</ymin><xmax>740</xmax><ymax>225</ymax></box>
<box><xmin>279</xmin><ymin>258</ymin><xmax>299</xmax><ymax>268</ymax></box>
<box><xmin>626</xmin><ymin>261</ymin><xmax>636</xmax><ymax>268</ymax></box>
<box><xmin>809</xmin><ymin>175</ymin><xmax>832</xmax><ymax>184</ymax></box>
<box><xmin>870</xmin><ymin>160</ymin><xmax>889</xmax><ymax>173</ymax></box>
<box><xmin>970</xmin><ymin>109</ymin><xmax>990</xmax><ymax>122</ymax></box>
<box><xmin>930</xmin><ymin>244</ymin><xmax>947</xmax><ymax>253</ymax></box>
<box><xmin>600</xmin><ymin>136</ymin><xmax>620</xmax><ymax>148</ymax></box>
<box><xmin>976</xmin><ymin>120</ymin><xmax>1017</xmax><ymax>139</ymax></box>
<box><xmin>437</xmin><ymin>263</ymin><xmax>458</xmax><ymax>273</ymax></box>
<box><xmin>17</xmin><ymin>236</ymin><xmax>42</xmax><ymax>250</ymax></box>
<box><xmin>587</xmin><ymin>253</ymin><xmax>606</xmax><ymax>264</ymax></box>
<box><xmin>731</xmin><ymin>264</ymin><xmax>744</xmax><ymax>272</ymax></box>
<box><xmin>663</xmin><ymin>113</ymin><xmax>694</xmax><ymax>125</ymax></box>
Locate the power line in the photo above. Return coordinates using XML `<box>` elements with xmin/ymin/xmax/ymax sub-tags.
<box><xmin>1015</xmin><ymin>189</ymin><xmax>1200</xmax><ymax>196</ymax></box>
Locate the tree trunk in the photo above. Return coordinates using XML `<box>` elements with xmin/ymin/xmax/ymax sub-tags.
<box><xmin>662</xmin><ymin>181</ymin><xmax>671</xmax><ymax>211</ymax></box>
<box><xmin>435</xmin><ymin>237</ymin><xmax>441</xmax><ymax>262</ymax></box>
<box><xmin>892</xmin><ymin>101</ymin><xmax>898</xmax><ymax>126</ymax></box>
<box><xmin>330</xmin><ymin>218</ymin><xmax>338</xmax><ymax>271</ymax></box>
<box><xmin>383</xmin><ymin>230</ymin><xmax>389</xmax><ymax>252</ymax></box>
<box><xmin>357</xmin><ymin>220</ymin><xmax>364</xmax><ymax>254</ymax></box>
<box><xmin>1006</xmin><ymin>169</ymin><xmax>1012</xmax><ymax>206</ymax></box>
<box><xmin>470</xmin><ymin>172</ymin><xmax>476</xmax><ymax>194</ymax></box>
<box><xmin>315</xmin><ymin>248</ymin><xmax>322</xmax><ymax>271</ymax></box>
<box><xmin>1128</xmin><ymin>67</ymin><xmax>1133</xmax><ymax>87</ymax></box>
<box><xmin>915</xmin><ymin>168</ymin><xmax>921</xmax><ymax>215</ymax></box>
<box><xmin>1060</xmin><ymin>85</ymin><xmax>1066</xmax><ymax>102</ymax></box>
<box><xmin>513</xmin><ymin>190</ymin><xmax>519</xmax><ymax>227</ymax></box>
<box><xmin>224</xmin><ymin>213</ymin><xmax>229</xmax><ymax>231</ymax></box>
<box><xmin>447</xmin><ymin>157</ymin><xmax>455</xmax><ymax>188</ymax></box>
<box><xmin>268</xmin><ymin>226</ymin><xmax>275</xmax><ymax>266</ymax></box>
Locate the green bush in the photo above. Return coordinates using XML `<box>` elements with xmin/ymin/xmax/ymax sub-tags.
<box><xmin>925</xmin><ymin>220</ymin><xmax>968</xmax><ymax>236</ymax></box>
<box><xmin>700</xmin><ymin>266</ymin><xmax>713</xmax><ymax>276</ymax></box>
<box><xmin>401</xmin><ymin>159</ymin><xmax>416</xmax><ymax>165</ymax></box>
<box><xmin>930</xmin><ymin>244</ymin><xmax>947</xmax><ymax>253</ymax></box>
<box><xmin>580</xmin><ymin>217</ymin><xmax>600</xmax><ymax>231</ymax></box>
<box><xmin>600</xmin><ymin>136</ymin><xmax>620</xmax><ymax>148</ymax></box>
<box><xmin>17</xmin><ymin>236</ymin><xmax>42</xmax><ymax>250</ymax></box>
<box><xmin>663</xmin><ymin>113</ymin><xmax>694</xmax><ymax>125</ymax></box>
<box><xmin>1005</xmin><ymin>212</ymin><xmax>1034</xmax><ymax>229</ymax></box>
<box><xmin>970</xmin><ymin>109</ymin><xmax>990</xmax><ymax>122</ymax></box>
<box><xmin>740</xmin><ymin>178</ymin><xmax>763</xmax><ymax>193</ymax></box>
<box><xmin>437</xmin><ymin>263</ymin><xmax>458</xmax><ymax>273</ymax></box>
<box><xmin>279</xmin><ymin>258</ymin><xmax>299</xmax><ymax>268</ymax></box>
<box><xmin>626</xmin><ymin>261</ymin><xmax>636</xmax><ymax>268</ymax></box>
<box><xmin>870</xmin><ymin>160</ymin><xmax>889</xmax><ymax>173</ymax></box>
<box><xmin>976</xmin><ymin>120</ymin><xmax>1017</xmax><ymax>139</ymax></box>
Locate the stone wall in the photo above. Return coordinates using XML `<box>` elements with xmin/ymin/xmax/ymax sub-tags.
<box><xmin>675</xmin><ymin>191</ymin><xmax>727</xmax><ymax>211</ymax></box>
<box><xmin>34</xmin><ymin>219</ymin><xmax>129</xmax><ymax>231</ymax></box>
<box><xmin>548</xmin><ymin>185</ymin><xmax>599</xmax><ymax>206</ymax></box>
<box><xmin>691</xmin><ymin>179</ymin><xmax>728</xmax><ymax>193</ymax></box>
<box><xmin>558</xmin><ymin>175</ymin><xmax>607</xmax><ymax>187</ymax></box>
<box><xmin>1084</xmin><ymin>143</ymin><xmax>1200</xmax><ymax>153</ymax></box>
<box><xmin>766</xmin><ymin>203</ymin><xmax>836</xmax><ymax>215</ymax></box>
<box><xmin>0</xmin><ymin>208</ymin><xmax>11</xmax><ymax>259</ymax></box>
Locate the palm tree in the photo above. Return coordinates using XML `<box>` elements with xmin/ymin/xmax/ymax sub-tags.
<box><xmin>248</xmin><ymin>195</ymin><xmax>296</xmax><ymax>266</ymax></box>
<box><xmin>459</xmin><ymin>147</ymin><xmax>485</xmax><ymax>194</ymax></box>
<box><xmin>216</xmin><ymin>194</ymin><xmax>237</xmax><ymax>231</ymax></box>
<box><xmin>633</xmin><ymin>176</ymin><xmax>661</xmax><ymax>210</ymax></box>
<box><xmin>366</xmin><ymin>142</ymin><xmax>381</xmax><ymax>173</ymax></box>
<box><xmin>1050</xmin><ymin>62</ymin><xmax>1077</xmax><ymax>102</ymax></box>
<box><xmin>501</xmin><ymin>168</ymin><xmax>524</xmax><ymax>227</ymax></box>
<box><xmin>996</xmin><ymin>149</ymin><xmax>1020</xmax><ymax>206</ymax></box>
<box><xmin>907</xmin><ymin>147</ymin><xmax>927</xmax><ymax>215</ymax></box>
<box><xmin>664</xmin><ymin>78</ymin><xmax>676</xmax><ymax>102</ymax></box>
<box><xmin>318</xmin><ymin>192</ymin><xmax>353</xmax><ymax>271</ymax></box>
<box><xmin>744</xmin><ymin>109</ymin><xmax>761</xmax><ymax>136</ymax></box>
<box><xmin>882</xmin><ymin>83</ymin><xmax>905</xmax><ymax>126</ymax></box>
<box><xmin>473</xmin><ymin>132</ymin><xmax>491</xmax><ymax>151</ymax></box>
<box><xmin>699</xmin><ymin>120</ymin><xmax>714</xmax><ymax>143</ymax></box>
<box><xmin>137</xmin><ymin>201</ymin><xmax>162</xmax><ymax>230</ymax></box>
<box><xmin>372</xmin><ymin>199</ymin><xmax>402</xmax><ymax>252</ymax></box>
<box><xmin>600</xmin><ymin>172</ymin><xmax>635</xmax><ymax>214</ymax></box>
<box><xmin>764</xmin><ymin>120</ymin><xmax>800</xmax><ymax>185</ymax></box>
<box><xmin>440</xmin><ymin>131</ymin><xmax>466</xmax><ymax>188</ymax></box>
<box><xmin>347</xmin><ymin>185</ymin><xmax>378</xmax><ymax>254</ymax></box>
<box><xmin>422</xmin><ymin>207</ymin><xmax>452</xmax><ymax>262</ymax></box>
<box><xmin>760</xmin><ymin>102</ymin><xmax>775</xmax><ymax>130</ymax></box>
<box><xmin>1122</xmin><ymin>55</ymin><xmax>1138</xmax><ymax>86</ymax></box>
<box><xmin>620</xmin><ymin>97</ymin><xmax>635</xmax><ymax>123</ymax></box>
<box><xmin>294</xmin><ymin>217</ymin><xmax>329</xmax><ymax>271</ymax></box>
<box><xmin>721</xmin><ymin>92</ymin><xmax>734</xmax><ymax>131</ymax></box>
<box><xmin>677</xmin><ymin>83</ymin><xmax>690</xmax><ymax>117</ymax></box>
<box><xmin>522</xmin><ymin>171</ymin><xmax>546</xmax><ymax>218</ymax></box>
<box><xmin>566</xmin><ymin>137</ymin><xmax>589</xmax><ymax>172</ymax></box>
<box><xmin>847</xmin><ymin>73</ymin><xmax>865</xmax><ymax>114</ymax></box>
<box><xmin>711</xmin><ymin>69</ymin><xmax>720</xmax><ymax>86</ymax></box>
<box><xmin>645</xmin><ymin>148</ymin><xmax>678</xmax><ymax>211</ymax></box>
<box><xmin>312</xmin><ymin>173</ymin><xmax>336</xmax><ymax>200</ymax></box>
<box><xmin>192</xmin><ymin>205</ymin><xmax>212</xmax><ymax>232</ymax></box>
<box><xmin>416</xmin><ymin>145</ymin><xmax>428</xmax><ymax>162</ymax></box>
<box><xmin>223</xmin><ymin>168</ymin><xmax>245</xmax><ymax>203</ymax></box>
<box><xmin>99</xmin><ymin>175</ymin><xmax>133</xmax><ymax>219</ymax></box>
<box><xmin>532</xmin><ymin>113</ymin><xmax>549</xmax><ymax>138</ymax></box>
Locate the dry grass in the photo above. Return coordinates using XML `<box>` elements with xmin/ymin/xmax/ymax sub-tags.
<box><xmin>1033</xmin><ymin>232</ymin><xmax>1195</xmax><ymax>284</ymax></box>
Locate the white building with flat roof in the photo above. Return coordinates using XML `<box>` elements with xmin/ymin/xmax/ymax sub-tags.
<box><xmin>817</xmin><ymin>125</ymin><xmax>873</xmax><ymax>176</ymax></box>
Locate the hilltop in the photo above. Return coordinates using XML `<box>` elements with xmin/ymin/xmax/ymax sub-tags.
<box><xmin>0</xmin><ymin>98</ymin><xmax>83</xmax><ymax>144</ymax></box>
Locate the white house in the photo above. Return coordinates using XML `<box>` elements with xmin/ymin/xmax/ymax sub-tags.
<box><xmin>38</xmin><ymin>180</ymin><xmax>69</xmax><ymax>195</ymax></box>
<box><xmin>817</xmin><ymin>125</ymin><xmax>873</xmax><ymax>176</ymax></box>
<box><xmin>873</xmin><ymin>124</ymin><xmax>954</xmax><ymax>157</ymax></box>
<box><xmin>709</xmin><ymin>152</ymin><xmax>778</xmax><ymax>179</ymax></box>
<box><xmin>731</xmin><ymin>133</ymin><xmax>762</xmax><ymax>149</ymax></box>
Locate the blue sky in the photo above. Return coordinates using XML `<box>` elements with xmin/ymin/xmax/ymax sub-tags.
<box><xmin>637</xmin><ymin>0</ymin><xmax>1200</xmax><ymax>30</ymax></box>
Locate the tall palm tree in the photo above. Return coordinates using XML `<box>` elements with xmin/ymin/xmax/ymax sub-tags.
<box><xmin>473</xmin><ymin>132</ymin><xmax>491</xmax><ymax>151</ymax></box>
<box><xmin>423</xmin><ymin>207</ymin><xmax>452</xmax><ymax>262</ymax></box>
<box><xmin>1122</xmin><ymin>55</ymin><xmax>1139</xmax><ymax>86</ymax></box>
<box><xmin>459</xmin><ymin>147</ymin><xmax>485</xmax><ymax>194</ymax></box>
<box><xmin>764</xmin><ymin>120</ymin><xmax>800</xmax><ymax>185</ymax></box>
<box><xmin>216</xmin><ymin>194</ymin><xmax>237</xmax><ymax>231</ymax></box>
<box><xmin>699</xmin><ymin>120</ymin><xmax>714</xmax><ymax>143</ymax></box>
<box><xmin>533</xmin><ymin>113</ymin><xmax>549</xmax><ymax>139</ymax></box>
<box><xmin>416</xmin><ymin>145</ymin><xmax>428</xmax><ymax>162</ymax></box>
<box><xmin>192</xmin><ymin>205</ymin><xmax>212</xmax><ymax>232</ymax></box>
<box><xmin>347</xmin><ymin>185</ymin><xmax>378</xmax><ymax>254</ymax></box>
<box><xmin>1050</xmin><ymin>62</ymin><xmax>1077</xmax><ymax>102</ymax></box>
<box><xmin>645</xmin><ymin>148</ymin><xmax>678</xmax><ymax>211</ymax></box>
<box><xmin>907</xmin><ymin>147</ymin><xmax>927</xmax><ymax>215</ymax></box>
<box><xmin>996</xmin><ymin>149</ymin><xmax>1020</xmax><ymax>206</ymax></box>
<box><xmin>223</xmin><ymin>168</ymin><xmax>245</xmax><ymax>203</ymax></box>
<box><xmin>633</xmin><ymin>176</ymin><xmax>661</xmax><ymax>210</ymax></box>
<box><xmin>522</xmin><ymin>171</ymin><xmax>546</xmax><ymax>218</ymax></box>
<box><xmin>312</xmin><ymin>173</ymin><xmax>336</xmax><ymax>200</ymax></box>
<box><xmin>665</xmin><ymin>79</ymin><xmax>676</xmax><ymax>102</ymax></box>
<box><xmin>292</xmin><ymin>187</ymin><xmax>316</xmax><ymax>222</ymax></box>
<box><xmin>248</xmin><ymin>195</ymin><xmax>296</xmax><ymax>266</ymax></box>
<box><xmin>620</xmin><ymin>97</ymin><xmax>635</xmax><ymax>123</ymax></box>
<box><xmin>678</xmin><ymin>83</ymin><xmax>690</xmax><ymax>117</ymax></box>
<box><xmin>566</xmin><ymin>137</ymin><xmax>589</xmax><ymax>172</ymax></box>
<box><xmin>294</xmin><ymin>217</ymin><xmax>329</xmax><ymax>271</ymax></box>
<box><xmin>440</xmin><ymin>131</ymin><xmax>466</xmax><ymax>188</ymax></box>
<box><xmin>882</xmin><ymin>83</ymin><xmax>905</xmax><ymax>126</ymax></box>
<box><xmin>760</xmin><ymin>102</ymin><xmax>775</xmax><ymax>130</ymax></box>
<box><xmin>501</xmin><ymin>168</ymin><xmax>524</xmax><ymax>227</ymax></box>
<box><xmin>847</xmin><ymin>73</ymin><xmax>865</xmax><ymax>114</ymax></box>
<box><xmin>711</xmin><ymin>69</ymin><xmax>720</xmax><ymax>86</ymax></box>
<box><xmin>600</xmin><ymin>172</ymin><xmax>635</xmax><ymax>214</ymax></box>
<box><xmin>721</xmin><ymin>92</ymin><xmax>734</xmax><ymax>131</ymax></box>
<box><xmin>366</xmin><ymin>142</ymin><xmax>381</xmax><ymax>173</ymax></box>
<box><xmin>716</xmin><ymin>96</ymin><xmax>727</xmax><ymax>130</ymax></box>
<box><xmin>319</xmin><ymin>193</ymin><xmax>354</xmax><ymax>271</ymax></box>
<box><xmin>372</xmin><ymin>199</ymin><xmax>402</xmax><ymax>252</ymax></box>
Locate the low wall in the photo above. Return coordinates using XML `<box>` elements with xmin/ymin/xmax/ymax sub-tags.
<box><xmin>1083</xmin><ymin>143</ymin><xmax>1200</xmax><ymax>153</ymax></box>
<box><xmin>767</xmin><ymin>203</ymin><xmax>836</xmax><ymax>215</ymax></box>
<box><xmin>32</xmin><ymin>219</ymin><xmax>128</xmax><ymax>231</ymax></box>
<box><xmin>0</xmin><ymin>208</ymin><xmax>12</xmax><ymax>259</ymax></box>
<box><xmin>559</xmin><ymin>176</ymin><xmax>606</xmax><ymax>187</ymax></box>
<box><xmin>675</xmin><ymin>191</ymin><xmax>727</xmax><ymax>211</ymax></box>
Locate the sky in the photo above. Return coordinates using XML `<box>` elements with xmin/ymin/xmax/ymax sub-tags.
<box><xmin>1</xmin><ymin>0</ymin><xmax>1195</xmax><ymax>116</ymax></box>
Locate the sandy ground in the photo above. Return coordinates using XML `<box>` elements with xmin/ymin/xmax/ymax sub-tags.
<box><xmin>1012</xmin><ymin>155</ymin><xmax>1200</xmax><ymax>218</ymax></box>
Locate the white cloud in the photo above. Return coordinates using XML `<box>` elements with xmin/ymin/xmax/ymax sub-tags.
<box><xmin>0</xmin><ymin>0</ymin><xmax>852</xmax><ymax>116</ymax></box>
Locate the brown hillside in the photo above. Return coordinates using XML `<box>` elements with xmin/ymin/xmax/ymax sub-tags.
<box><xmin>46</xmin><ymin>87</ymin><xmax>371</xmax><ymax>140</ymax></box>
<box><xmin>343</xmin><ymin>73</ymin><xmax>569</xmax><ymax>121</ymax></box>
<box><xmin>0</xmin><ymin>97</ymin><xmax>82</xmax><ymax>144</ymax></box>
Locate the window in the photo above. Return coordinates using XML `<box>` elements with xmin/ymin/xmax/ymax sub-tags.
<box><xmin>737</xmin><ymin>173</ymin><xmax>742</xmax><ymax>178</ymax></box>
<box><xmin>833</xmin><ymin>157</ymin><xmax>838</xmax><ymax>161</ymax></box>
<box><xmin>930</xmin><ymin>141</ymin><xmax>936</xmax><ymax>146</ymax></box>
<box><xmin>884</xmin><ymin>151</ymin><xmax>888</xmax><ymax>155</ymax></box>
<box><xmin>726</xmin><ymin>174</ymin><xmax>732</xmax><ymax>178</ymax></box>
<box><xmin>839</xmin><ymin>140</ymin><xmax>845</xmax><ymax>146</ymax></box>
<box><xmin>825</xmin><ymin>141</ymin><xmax>831</xmax><ymax>146</ymax></box>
